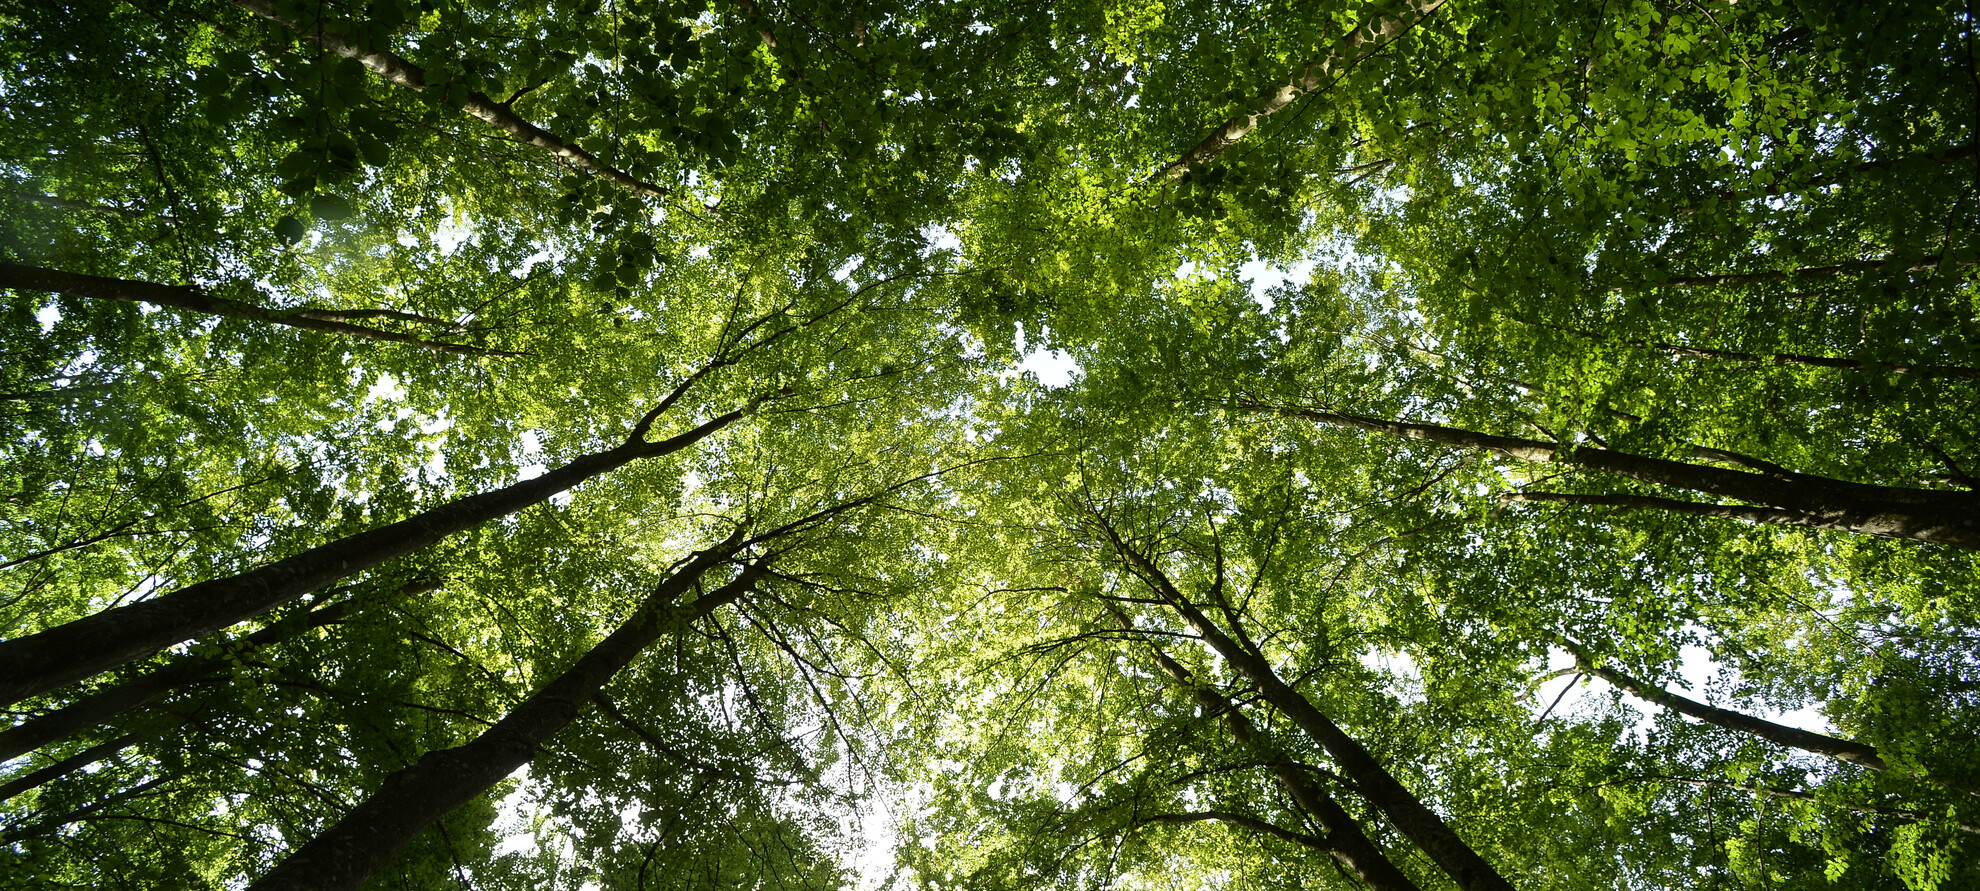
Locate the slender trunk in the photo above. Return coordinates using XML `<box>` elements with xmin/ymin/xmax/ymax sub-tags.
<box><xmin>1247</xmin><ymin>402</ymin><xmax>1980</xmax><ymax>548</ymax></box>
<box><xmin>0</xmin><ymin>580</ymin><xmax>435</xmax><ymax>762</ymax></box>
<box><xmin>1561</xmin><ymin>641</ymin><xmax>1973</xmax><ymax>795</ymax></box>
<box><xmin>1161</xmin><ymin>596</ymin><xmax>1516</xmax><ymax>891</ymax></box>
<box><xmin>229</xmin><ymin>0</ymin><xmax>688</xmax><ymax>209</ymax></box>
<box><xmin>1562</xmin><ymin>643</ymin><xmax>1884</xmax><ymax>769</ymax></box>
<box><xmin>1153</xmin><ymin>0</ymin><xmax>1446</xmax><ymax>182</ymax></box>
<box><xmin>247</xmin><ymin>542</ymin><xmax>768</xmax><ymax>891</ymax></box>
<box><xmin>0</xmin><ymin>263</ymin><xmax>516</xmax><ymax>357</ymax></box>
<box><xmin>1124</xmin><ymin>614</ymin><xmax>1421</xmax><ymax>891</ymax></box>
<box><xmin>0</xmin><ymin>408</ymin><xmax>746</xmax><ymax>708</ymax></box>
<box><xmin>0</xmin><ymin>730</ymin><xmax>151</xmax><ymax>803</ymax></box>
<box><xmin>1505</xmin><ymin>491</ymin><xmax>1872</xmax><ymax>530</ymax></box>
<box><xmin>0</xmin><ymin>776</ymin><xmax>168</xmax><ymax>844</ymax></box>
<box><xmin>1094</xmin><ymin>538</ymin><xmax>1513</xmax><ymax>891</ymax></box>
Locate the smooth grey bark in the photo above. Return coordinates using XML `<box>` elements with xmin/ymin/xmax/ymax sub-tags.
<box><xmin>0</xmin><ymin>263</ymin><xmax>516</xmax><ymax>357</ymax></box>
<box><xmin>1117</xmin><ymin>606</ymin><xmax>1422</xmax><ymax>891</ymax></box>
<box><xmin>0</xmin><ymin>407</ymin><xmax>748</xmax><ymax>708</ymax></box>
<box><xmin>0</xmin><ymin>731</ymin><xmax>151</xmax><ymax>803</ymax></box>
<box><xmin>229</xmin><ymin>0</ymin><xmax>693</xmax><ymax>210</ymax></box>
<box><xmin>1562</xmin><ymin>640</ymin><xmax>1975</xmax><ymax>795</ymax></box>
<box><xmin>247</xmin><ymin>538</ymin><xmax>766</xmax><ymax>891</ymax></box>
<box><xmin>0</xmin><ymin>580</ymin><xmax>436</xmax><ymax>762</ymax></box>
<box><xmin>1154</xmin><ymin>0</ymin><xmax>1447</xmax><ymax>182</ymax></box>
<box><xmin>1248</xmin><ymin>402</ymin><xmax>1980</xmax><ymax>548</ymax></box>
<box><xmin>1095</xmin><ymin>527</ymin><xmax>1515</xmax><ymax>891</ymax></box>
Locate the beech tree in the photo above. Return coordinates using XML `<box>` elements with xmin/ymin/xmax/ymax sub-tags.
<box><xmin>3</xmin><ymin>1</ymin><xmax>1977</xmax><ymax>889</ymax></box>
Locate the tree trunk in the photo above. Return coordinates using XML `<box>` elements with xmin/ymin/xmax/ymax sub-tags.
<box><xmin>0</xmin><ymin>408</ymin><xmax>746</xmax><ymax>708</ymax></box>
<box><xmin>1164</xmin><ymin>597</ymin><xmax>1516</xmax><ymax>891</ymax></box>
<box><xmin>0</xmin><ymin>730</ymin><xmax>153</xmax><ymax>803</ymax></box>
<box><xmin>0</xmin><ymin>263</ymin><xmax>516</xmax><ymax>357</ymax></box>
<box><xmin>1152</xmin><ymin>0</ymin><xmax>1447</xmax><ymax>183</ymax></box>
<box><xmin>1561</xmin><ymin>641</ymin><xmax>1974</xmax><ymax>795</ymax></box>
<box><xmin>1121</xmin><ymin>608</ymin><xmax>1422</xmax><ymax>891</ymax></box>
<box><xmin>229</xmin><ymin>0</ymin><xmax>689</xmax><ymax>209</ymax></box>
<box><xmin>1248</xmin><ymin>402</ymin><xmax>1980</xmax><ymax>548</ymax></box>
<box><xmin>247</xmin><ymin>539</ymin><xmax>767</xmax><ymax>891</ymax></box>
<box><xmin>1095</xmin><ymin>533</ymin><xmax>1515</xmax><ymax>891</ymax></box>
<box><xmin>0</xmin><ymin>580</ymin><xmax>436</xmax><ymax>762</ymax></box>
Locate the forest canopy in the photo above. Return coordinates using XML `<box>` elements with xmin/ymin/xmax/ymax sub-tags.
<box><xmin>2</xmin><ymin>0</ymin><xmax>1979</xmax><ymax>889</ymax></box>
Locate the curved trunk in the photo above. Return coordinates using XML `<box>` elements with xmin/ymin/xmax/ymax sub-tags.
<box><xmin>0</xmin><ymin>580</ymin><xmax>435</xmax><ymax>761</ymax></box>
<box><xmin>247</xmin><ymin>539</ymin><xmax>766</xmax><ymax>891</ymax></box>
<box><xmin>1562</xmin><ymin>641</ymin><xmax>1975</xmax><ymax>795</ymax></box>
<box><xmin>0</xmin><ymin>263</ymin><xmax>515</xmax><ymax>357</ymax></box>
<box><xmin>1110</xmin><ymin>605</ymin><xmax>1420</xmax><ymax>891</ymax></box>
<box><xmin>0</xmin><ymin>409</ymin><xmax>744</xmax><ymax>708</ymax></box>
<box><xmin>1253</xmin><ymin>403</ymin><xmax>1980</xmax><ymax>548</ymax></box>
<box><xmin>1153</xmin><ymin>0</ymin><xmax>1447</xmax><ymax>182</ymax></box>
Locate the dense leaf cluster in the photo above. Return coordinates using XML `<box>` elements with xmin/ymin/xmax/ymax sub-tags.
<box><xmin>1</xmin><ymin>1</ymin><xmax>1976</xmax><ymax>889</ymax></box>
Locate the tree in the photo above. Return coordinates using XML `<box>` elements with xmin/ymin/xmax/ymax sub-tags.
<box><xmin>5</xmin><ymin>1</ymin><xmax>1978</xmax><ymax>888</ymax></box>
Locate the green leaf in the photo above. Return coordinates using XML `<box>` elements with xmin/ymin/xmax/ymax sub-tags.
<box><xmin>274</xmin><ymin>214</ymin><xmax>306</xmax><ymax>244</ymax></box>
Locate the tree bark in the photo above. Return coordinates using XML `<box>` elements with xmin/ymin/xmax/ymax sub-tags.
<box><xmin>229</xmin><ymin>0</ymin><xmax>687</xmax><ymax>208</ymax></box>
<box><xmin>1560</xmin><ymin>641</ymin><xmax>1885</xmax><ymax>769</ymax></box>
<box><xmin>1153</xmin><ymin>0</ymin><xmax>1446</xmax><ymax>183</ymax></box>
<box><xmin>1094</xmin><ymin>532</ymin><xmax>1514</xmax><ymax>891</ymax></box>
<box><xmin>0</xmin><ymin>580</ymin><xmax>436</xmax><ymax>762</ymax></box>
<box><xmin>246</xmin><ymin>540</ymin><xmax>768</xmax><ymax>891</ymax></box>
<box><xmin>1122</xmin><ymin>611</ymin><xmax>1422</xmax><ymax>891</ymax></box>
<box><xmin>0</xmin><ymin>407</ymin><xmax>747</xmax><ymax>708</ymax></box>
<box><xmin>0</xmin><ymin>730</ymin><xmax>152</xmax><ymax>803</ymax></box>
<box><xmin>1560</xmin><ymin>641</ymin><xmax>1975</xmax><ymax>796</ymax></box>
<box><xmin>1246</xmin><ymin>402</ymin><xmax>1980</xmax><ymax>548</ymax></box>
<box><xmin>0</xmin><ymin>263</ymin><xmax>517</xmax><ymax>357</ymax></box>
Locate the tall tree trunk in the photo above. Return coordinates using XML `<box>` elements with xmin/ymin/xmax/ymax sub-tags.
<box><xmin>1112</xmin><ymin>605</ymin><xmax>1422</xmax><ymax>891</ymax></box>
<box><xmin>247</xmin><ymin>538</ymin><xmax>768</xmax><ymax>891</ymax></box>
<box><xmin>229</xmin><ymin>0</ymin><xmax>692</xmax><ymax>210</ymax></box>
<box><xmin>1560</xmin><ymin>640</ymin><xmax>1975</xmax><ymax>795</ymax></box>
<box><xmin>1152</xmin><ymin>0</ymin><xmax>1447</xmax><ymax>183</ymax></box>
<box><xmin>0</xmin><ymin>263</ymin><xmax>516</xmax><ymax>357</ymax></box>
<box><xmin>1244</xmin><ymin>402</ymin><xmax>1980</xmax><ymax>548</ymax></box>
<box><xmin>0</xmin><ymin>730</ymin><xmax>153</xmax><ymax>803</ymax></box>
<box><xmin>1094</xmin><ymin>526</ymin><xmax>1516</xmax><ymax>891</ymax></box>
<box><xmin>0</xmin><ymin>579</ymin><xmax>436</xmax><ymax>762</ymax></box>
<box><xmin>0</xmin><ymin>407</ymin><xmax>748</xmax><ymax>708</ymax></box>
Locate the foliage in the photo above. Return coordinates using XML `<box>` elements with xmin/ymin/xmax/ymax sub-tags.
<box><xmin>1</xmin><ymin>1</ymin><xmax>1976</xmax><ymax>889</ymax></box>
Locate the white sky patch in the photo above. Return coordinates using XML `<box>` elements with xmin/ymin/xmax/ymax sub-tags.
<box><xmin>1014</xmin><ymin>348</ymin><xmax>1077</xmax><ymax>388</ymax></box>
<box><xmin>434</xmin><ymin>212</ymin><xmax>470</xmax><ymax>256</ymax></box>
<box><xmin>365</xmin><ymin>373</ymin><xmax>406</xmax><ymax>403</ymax></box>
<box><xmin>35</xmin><ymin>303</ymin><xmax>60</xmax><ymax>333</ymax></box>
<box><xmin>920</xmin><ymin>224</ymin><xmax>961</xmax><ymax>255</ymax></box>
<box><xmin>1239</xmin><ymin>258</ymin><xmax>1315</xmax><ymax>311</ymax></box>
<box><xmin>492</xmin><ymin>766</ymin><xmax>540</xmax><ymax>858</ymax></box>
<box><xmin>516</xmin><ymin>431</ymin><xmax>548</xmax><ymax>482</ymax></box>
<box><xmin>1005</xmin><ymin>323</ymin><xmax>1079</xmax><ymax>388</ymax></box>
